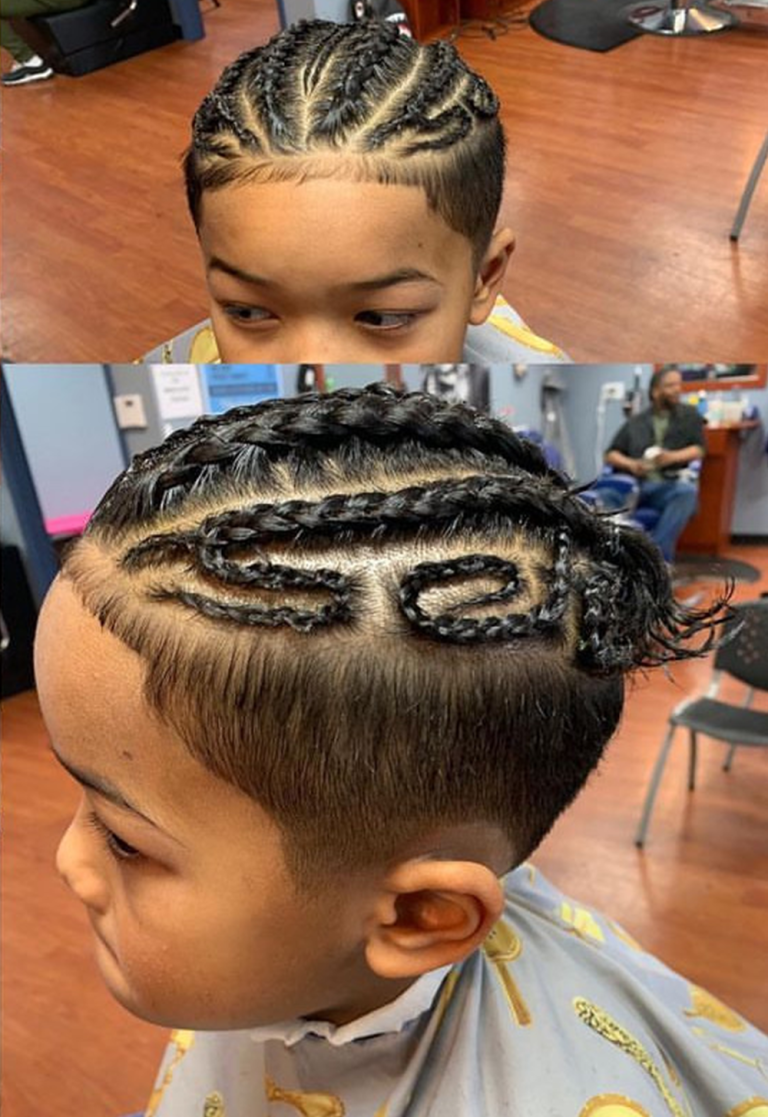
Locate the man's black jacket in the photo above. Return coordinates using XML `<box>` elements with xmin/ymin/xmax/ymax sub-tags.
<box><xmin>607</xmin><ymin>404</ymin><xmax>706</xmax><ymax>478</ymax></box>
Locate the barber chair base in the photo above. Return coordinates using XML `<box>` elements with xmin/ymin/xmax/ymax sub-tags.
<box><xmin>625</xmin><ymin>0</ymin><xmax>736</xmax><ymax>32</ymax></box>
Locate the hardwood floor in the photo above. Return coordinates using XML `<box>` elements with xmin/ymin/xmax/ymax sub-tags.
<box><xmin>2</xmin><ymin>0</ymin><xmax>767</xmax><ymax>363</ymax></box>
<box><xmin>2</xmin><ymin>546</ymin><xmax>767</xmax><ymax>1117</ymax></box>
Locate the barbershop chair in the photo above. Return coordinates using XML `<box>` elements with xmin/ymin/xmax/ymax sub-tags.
<box><xmin>577</xmin><ymin>468</ymin><xmax>649</xmax><ymax>531</ymax></box>
<box><xmin>624</xmin><ymin>0</ymin><xmax>736</xmax><ymax>34</ymax></box>
<box><xmin>635</xmin><ymin>599</ymin><xmax>768</xmax><ymax>848</ymax></box>
<box><xmin>581</xmin><ymin>462</ymin><xmax>701</xmax><ymax>535</ymax></box>
<box><xmin>513</xmin><ymin>428</ymin><xmax>565</xmax><ymax>473</ymax></box>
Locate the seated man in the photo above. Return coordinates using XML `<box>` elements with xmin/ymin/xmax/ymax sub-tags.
<box><xmin>605</xmin><ymin>367</ymin><xmax>705</xmax><ymax>563</ymax></box>
<box><xmin>1</xmin><ymin>0</ymin><xmax>90</xmax><ymax>86</ymax></box>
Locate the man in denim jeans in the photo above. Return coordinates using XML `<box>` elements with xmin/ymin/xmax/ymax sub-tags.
<box><xmin>605</xmin><ymin>368</ymin><xmax>705</xmax><ymax>562</ymax></box>
<box><xmin>1</xmin><ymin>0</ymin><xmax>90</xmax><ymax>85</ymax></box>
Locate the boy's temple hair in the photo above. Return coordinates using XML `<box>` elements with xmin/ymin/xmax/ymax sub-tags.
<box><xmin>184</xmin><ymin>20</ymin><xmax>505</xmax><ymax>267</ymax></box>
<box><xmin>62</xmin><ymin>384</ymin><xmax>729</xmax><ymax>892</ymax></box>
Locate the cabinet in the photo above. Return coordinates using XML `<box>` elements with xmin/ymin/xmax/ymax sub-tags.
<box><xmin>679</xmin><ymin>423</ymin><xmax>758</xmax><ymax>555</ymax></box>
<box><xmin>401</xmin><ymin>0</ymin><xmax>461</xmax><ymax>38</ymax></box>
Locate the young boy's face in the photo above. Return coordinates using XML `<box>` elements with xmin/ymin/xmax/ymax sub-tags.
<box><xmin>198</xmin><ymin>178</ymin><xmax>513</xmax><ymax>364</ymax></box>
<box><xmin>34</xmin><ymin>577</ymin><xmax>398</xmax><ymax>1031</ymax></box>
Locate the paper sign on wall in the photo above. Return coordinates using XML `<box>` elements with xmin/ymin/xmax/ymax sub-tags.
<box><xmin>150</xmin><ymin>366</ymin><xmax>205</xmax><ymax>421</ymax></box>
<box><xmin>201</xmin><ymin>366</ymin><xmax>282</xmax><ymax>414</ymax></box>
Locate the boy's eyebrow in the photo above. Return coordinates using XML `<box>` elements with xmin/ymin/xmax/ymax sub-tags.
<box><xmin>207</xmin><ymin>256</ymin><xmax>442</xmax><ymax>292</ymax></box>
<box><xmin>49</xmin><ymin>743</ymin><xmax>167</xmax><ymax>833</ymax></box>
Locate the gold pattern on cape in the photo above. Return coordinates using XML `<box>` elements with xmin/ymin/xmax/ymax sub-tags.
<box><xmin>481</xmin><ymin>918</ymin><xmax>532</xmax><ymax>1026</ymax></box>
<box><xmin>203</xmin><ymin>1092</ymin><xmax>226</xmax><ymax>1117</ymax></box>
<box><xmin>145</xmin><ymin>1030</ymin><xmax>196</xmax><ymax>1116</ymax></box>
<box><xmin>188</xmin><ymin>325</ymin><xmax>220</xmax><ymax>364</ymax></box>
<box><xmin>265</xmin><ymin>1075</ymin><xmax>346</xmax><ymax>1116</ymax></box>
<box><xmin>573</xmin><ymin>998</ymin><xmax>689</xmax><ymax>1117</ymax></box>
<box><xmin>691</xmin><ymin>1027</ymin><xmax>768</xmax><ymax>1082</ymax></box>
<box><xmin>684</xmin><ymin>985</ymin><xmax>747</xmax><ymax>1031</ymax></box>
<box><xmin>605</xmin><ymin>920</ymin><xmax>644</xmax><ymax>952</ymax></box>
<box><xmin>560</xmin><ymin>903</ymin><xmax>606</xmax><ymax>944</ymax></box>
<box><xmin>723</xmin><ymin>1101</ymin><xmax>768</xmax><ymax>1117</ymax></box>
<box><xmin>432</xmin><ymin>967</ymin><xmax>460</xmax><ymax>1032</ymax></box>
<box><xmin>578</xmin><ymin>1095</ymin><xmax>652</xmax><ymax>1117</ymax></box>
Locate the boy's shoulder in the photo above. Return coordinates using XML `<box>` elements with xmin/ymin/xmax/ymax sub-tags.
<box><xmin>140</xmin><ymin>298</ymin><xmax>569</xmax><ymax>366</ymax></box>
<box><xmin>463</xmin><ymin>297</ymin><xmax>569</xmax><ymax>364</ymax></box>
<box><xmin>146</xmin><ymin>863</ymin><xmax>768</xmax><ymax>1117</ymax></box>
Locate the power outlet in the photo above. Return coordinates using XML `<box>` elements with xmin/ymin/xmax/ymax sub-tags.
<box><xmin>113</xmin><ymin>393</ymin><xmax>148</xmax><ymax>429</ymax></box>
<box><xmin>602</xmin><ymin>382</ymin><xmax>626</xmax><ymax>401</ymax></box>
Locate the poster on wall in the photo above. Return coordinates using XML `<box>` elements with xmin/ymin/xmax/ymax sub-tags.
<box><xmin>149</xmin><ymin>365</ymin><xmax>206</xmax><ymax>423</ymax></box>
<box><xmin>201</xmin><ymin>366</ymin><xmax>282</xmax><ymax>414</ymax></box>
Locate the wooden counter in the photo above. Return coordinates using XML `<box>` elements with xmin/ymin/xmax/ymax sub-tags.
<box><xmin>678</xmin><ymin>421</ymin><xmax>759</xmax><ymax>556</ymax></box>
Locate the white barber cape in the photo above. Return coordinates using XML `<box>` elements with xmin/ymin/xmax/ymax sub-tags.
<box><xmin>144</xmin><ymin>865</ymin><xmax>768</xmax><ymax>1117</ymax></box>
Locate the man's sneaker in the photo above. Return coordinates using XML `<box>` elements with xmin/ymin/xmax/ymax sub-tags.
<box><xmin>2</xmin><ymin>60</ymin><xmax>55</xmax><ymax>86</ymax></box>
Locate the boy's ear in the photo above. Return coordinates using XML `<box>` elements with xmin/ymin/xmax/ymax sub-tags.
<box><xmin>469</xmin><ymin>228</ymin><xmax>516</xmax><ymax>326</ymax></box>
<box><xmin>364</xmin><ymin>860</ymin><xmax>504</xmax><ymax>980</ymax></box>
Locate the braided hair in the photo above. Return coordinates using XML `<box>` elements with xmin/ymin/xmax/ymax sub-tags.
<box><xmin>184</xmin><ymin>20</ymin><xmax>505</xmax><ymax>267</ymax></box>
<box><xmin>63</xmin><ymin>384</ymin><xmax>729</xmax><ymax>891</ymax></box>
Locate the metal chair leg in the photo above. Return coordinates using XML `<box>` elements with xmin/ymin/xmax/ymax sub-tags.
<box><xmin>723</xmin><ymin>687</ymin><xmax>754</xmax><ymax>772</ymax></box>
<box><xmin>688</xmin><ymin>729</ymin><xmax>698</xmax><ymax>791</ymax></box>
<box><xmin>636</xmin><ymin>724</ymin><xmax>677</xmax><ymax>848</ymax></box>
<box><xmin>731</xmin><ymin>132</ymin><xmax>768</xmax><ymax>242</ymax></box>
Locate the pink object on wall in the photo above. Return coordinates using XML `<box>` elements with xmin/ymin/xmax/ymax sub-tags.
<box><xmin>45</xmin><ymin>512</ymin><xmax>92</xmax><ymax>537</ymax></box>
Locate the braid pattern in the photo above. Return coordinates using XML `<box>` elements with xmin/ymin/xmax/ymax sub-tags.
<box><xmin>93</xmin><ymin>384</ymin><xmax>560</xmax><ymax>529</ymax></box>
<box><xmin>100</xmin><ymin>382</ymin><xmax>730</xmax><ymax>673</ymax></box>
<box><xmin>187</xmin><ymin>20</ymin><xmax>502</xmax><ymax>195</ymax></box>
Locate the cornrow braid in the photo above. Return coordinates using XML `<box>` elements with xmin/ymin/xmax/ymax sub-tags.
<box><xmin>63</xmin><ymin>384</ymin><xmax>733</xmax><ymax>891</ymax></box>
<box><xmin>92</xmin><ymin>384</ymin><xmax>561</xmax><ymax>533</ymax></box>
<box><xmin>184</xmin><ymin>20</ymin><xmax>506</xmax><ymax>267</ymax></box>
<box><xmin>90</xmin><ymin>385</ymin><xmax>728</xmax><ymax>673</ymax></box>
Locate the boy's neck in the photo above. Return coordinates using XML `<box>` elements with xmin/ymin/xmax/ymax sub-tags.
<box><xmin>309</xmin><ymin>974</ymin><xmax>420</xmax><ymax>1028</ymax></box>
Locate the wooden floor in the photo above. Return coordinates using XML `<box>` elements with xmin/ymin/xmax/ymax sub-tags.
<box><xmin>2</xmin><ymin>0</ymin><xmax>767</xmax><ymax>363</ymax></box>
<box><xmin>2</xmin><ymin>545</ymin><xmax>767</xmax><ymax>1117</ymax></box>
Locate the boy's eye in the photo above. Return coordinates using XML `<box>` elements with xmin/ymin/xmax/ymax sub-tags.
<box><xmin>221</xmin><ymin>304</ymin><xmax>275</xmax><ymax>325</ymax></box>
<box><xmin>85</xmin><ymin>810</ymin><xmax>143</xmax><ymax>863</ymax></box>
<box><xmin>356</xmin><ymin>310</ymin><xmax>418</xmax><ymax>331</ymax></box>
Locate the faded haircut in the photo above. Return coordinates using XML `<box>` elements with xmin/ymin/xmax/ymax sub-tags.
<box><xmin>62</xmin><ymin>384</ymin><xmax>729</xmax><ymax>892</ymax></box>
<box><xmin>184</xmin><ymin>20</ymin><xmax>505</xmax><ymax>269</ymax></box>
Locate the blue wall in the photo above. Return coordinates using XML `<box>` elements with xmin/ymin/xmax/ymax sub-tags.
<box><xmin>5</xmin><ymin>366</ymin><xmax>127</xmax><ymax>524</ymax></box>
<box><xmin>7</xmin><ymin>365</ymin><xmax>767</xmax><ymax>540</ymax></box>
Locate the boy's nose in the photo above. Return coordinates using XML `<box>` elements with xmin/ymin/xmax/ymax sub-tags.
<box><xmin>291</xmin><ymin>321</ymin><xmax>361</xmax><ymax>364</ymax></box>
<box><xmin>56</xmin><ymin>818</ymin><xmax>110</xmax><ymax>914</ymax></box>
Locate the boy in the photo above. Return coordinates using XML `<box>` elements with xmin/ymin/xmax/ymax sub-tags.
<box><xmin>142</xmin><ymin>20</ymin><xmax>567</xmax><ymax>365</ymax></box>
<box><xmin>34</xmin><ymin>385</ymin><xmax>765</xmax><ymax>1116</ymax></box>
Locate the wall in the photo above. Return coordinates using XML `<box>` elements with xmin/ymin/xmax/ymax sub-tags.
<box><xmin>0</xmin><ymin>467</ymin><xmax>24</xmax><ymax>552</ymax></box>
<box><xmin>730</xmin><ymin>385</ymin><xmax>768</xmax><ymax>535</ymax></box>
<box><xmin>4</xmin><ymin>366</ymin><xmax>126</xmax><ymax>525</ymax></box>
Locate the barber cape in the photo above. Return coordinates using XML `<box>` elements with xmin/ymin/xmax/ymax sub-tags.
<box><xmin>145</xmin><ymin>865</ymin><xmax>768</xmax><ymax>1117</ymax></box>
<box><xmin>140</xmin><ymin>297</ymin><xmax>568</xmax><ymax>365</ymax></box>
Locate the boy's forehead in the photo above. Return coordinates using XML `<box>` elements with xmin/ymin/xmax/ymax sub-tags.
<box><xmin>199</xmin><ymin>176</ymin><xmax>475</xmax><ymax>285</ymax></box>
<box><xmin>37</xmin><ymin>578</ymin><xmax>274</xmax><ymax>840</ymax></box>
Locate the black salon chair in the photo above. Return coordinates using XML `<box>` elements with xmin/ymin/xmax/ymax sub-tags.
<box><xmin>10</xmin><ymin>0</ymin><xmax>179</xmax><ymax>76</ymax></box>
<box><xmin>730</xmin><ymin>131</ymin><xmax>768</xmax><ymax>241</ymax></box>
<box><xmin>635</xmin><ymin>599</ymin><xmax>768</xmax><ymax>848</ymax></box>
